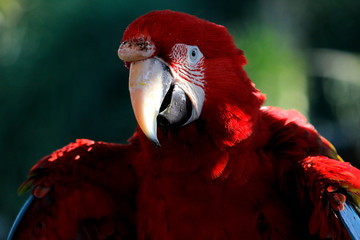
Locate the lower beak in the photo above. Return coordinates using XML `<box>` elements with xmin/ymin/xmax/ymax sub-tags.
<box><xmin>129</xmin><ymin>58</ymin><xmax>173</xmax><ymax>147</ymax></box>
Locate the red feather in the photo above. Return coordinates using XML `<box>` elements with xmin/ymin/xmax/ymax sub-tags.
<box><xmin>12</xmin><ymin>139</ymin><xmax>138</xmax><ymax>239</ymax></box>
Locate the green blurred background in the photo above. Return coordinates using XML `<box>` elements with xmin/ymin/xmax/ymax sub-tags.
<box><xmin>1</xmin><ymin>0</ymin><xmax>359</xmax><ymax>237</ymax></box>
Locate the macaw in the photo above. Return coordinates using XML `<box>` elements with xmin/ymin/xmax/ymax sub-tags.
<box><xmin>7</xmin><ymin>10</ymin><xmax>360</xmax><ymax>240</ymax></box>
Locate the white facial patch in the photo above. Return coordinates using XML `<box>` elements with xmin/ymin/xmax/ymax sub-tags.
<box><xmin>168</xmin><ymin>44</ymin><xmax>206</xmax><ymax>124</ymax></box>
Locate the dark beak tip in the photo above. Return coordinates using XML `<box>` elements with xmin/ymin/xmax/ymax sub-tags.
<box><xmin>153</xmin><ymin>139</ymin><xmax>161</xmax><ymax>148</ymax></box>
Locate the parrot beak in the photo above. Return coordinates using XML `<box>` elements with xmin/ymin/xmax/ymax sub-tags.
<box><xmin>119</xmin><ymin>39</ymin><xmax>205</xmax><ymax>146</ymax></box>
<box><xmin>128</xmin><ymin>57</ymin><xmax>204</xmax><ymax>147</ymax></box>
<box><xmin>128</xmin><ymin>58</ymin><xmax>173</xmax><ymax>147</ymax></box>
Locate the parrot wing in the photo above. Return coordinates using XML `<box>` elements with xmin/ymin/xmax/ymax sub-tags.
<box><xmin>7</xmin><ymin>139</ymin><xmax>138</xmax><ymax>240</ymax></box>
<box><xmin>339</xmin><ymin>202</ymin><xmax>360</xmax><ymax>240</ymax></box>
<box><xmin>300</xmin><ymin>152</ymin><xmax>360</xmax><ymax>240</ymax></box>
<box><xmin>262</xmin><ymin>106</ymin><xmax>360</xmax><ymax>240</ymax></box>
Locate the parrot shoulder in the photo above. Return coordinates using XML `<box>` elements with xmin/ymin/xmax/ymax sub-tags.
<box><xmin>9</xmin><ymin>139</ymin><xmax>138</xmax><ymax>240</ymax></box>
<box><xmin>260</xmin><ymin>106</ymin><xmax>360</xmax><ymax>239</ymax></box>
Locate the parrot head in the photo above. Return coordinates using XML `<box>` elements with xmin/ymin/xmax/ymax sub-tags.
<box><xmin>118</xmin><ymin>10</ymin><xmax>265</xmax><ymax>148</ymax></box>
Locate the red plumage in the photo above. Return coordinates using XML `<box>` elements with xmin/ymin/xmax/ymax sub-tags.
<box><xmin>9</xmin><ymin>10</ymin><xmax>360</xmax><ymax>240</ymax></box>
<box><xmin>14</xmin><ymin>139</ymin><xmax>138</xmax><ymax>239</ymax></box>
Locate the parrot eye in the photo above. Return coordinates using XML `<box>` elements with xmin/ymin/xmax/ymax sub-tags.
<box><xmin>189</xmin><ymin>46</ymin><xmax>201</xmax><ymax>63</ymax></box>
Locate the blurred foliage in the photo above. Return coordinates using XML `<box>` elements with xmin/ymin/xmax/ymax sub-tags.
<box><xmin>1</xmin><ymin>0</ymin><xmax>359</xmax><ymax>238</ymax></box>
<box><xmin>233</xmin><ymin>24</ymin><xmax>308</xmax><ymax>114</ymax></box>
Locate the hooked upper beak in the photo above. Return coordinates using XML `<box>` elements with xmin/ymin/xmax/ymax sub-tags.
<box><xmin>128</xmin><ymin>58</ymin><xmax>172</xmax><ymax>147</ymax></box>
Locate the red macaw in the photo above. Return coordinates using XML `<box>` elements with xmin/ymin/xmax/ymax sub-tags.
<box><xmin>8</xmin><ymin>10</ymin><xmax>360</xmax><ymax>240</ymax></box>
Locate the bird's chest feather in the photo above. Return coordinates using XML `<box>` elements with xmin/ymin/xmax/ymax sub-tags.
<box><xmin>134</xmin><ymin>150</ymin><xmax>269</xmax><ymax>240</ymax></box>
<box><xmin>136</xmin><ymin>175</ymin><xmax>252</xmax><ymax>239</ymax></box>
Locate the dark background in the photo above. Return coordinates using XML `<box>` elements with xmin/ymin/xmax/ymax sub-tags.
<box><xmin>1</xmin><ymin>0</ymin><xmax>359</xmax><ymax>237</ymax></box>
